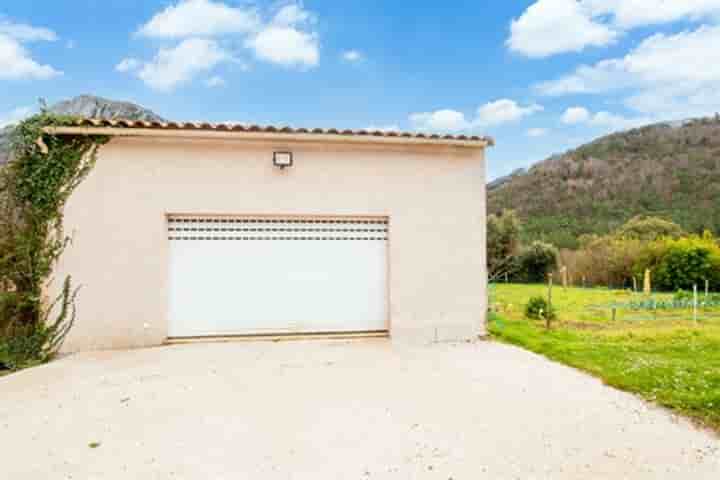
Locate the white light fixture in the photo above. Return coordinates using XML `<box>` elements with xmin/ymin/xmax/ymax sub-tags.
<box><xmin>273</xmin><ymin>151</ymin><xmax>293</xmax><ymax>169</ymax></box>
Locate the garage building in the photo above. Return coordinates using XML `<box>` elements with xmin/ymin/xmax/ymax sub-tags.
<box><xmin>49</xmin><ymin>119</ymin><xmax>492</xmax><ymax>351</ymax></box>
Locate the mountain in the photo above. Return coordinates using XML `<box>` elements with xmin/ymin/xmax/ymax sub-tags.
<box><xmin>48</xmin><ymin>95</ymin><xmax>165</xmax><ymax>123</ymax></box>
<box><xmin>488</xmin><ymin>116</ymin><xmax>720</xmax><ymax>248</ymax></box>
<box><xmin>0</xmin><ymin>95</ymin><xmax>165</xmax><ymax>165</ymax></box>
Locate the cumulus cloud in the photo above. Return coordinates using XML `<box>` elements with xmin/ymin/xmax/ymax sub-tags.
<box><xmin>507</xmin><ymin>0</ymin><xmax>618</xmax><ymax>58</ymax></box>
<box><xmin>0</xmin><ymin>19</ymin><xmax>61</xmax><ymax>81</ymax></box>
<box><xmin>245</xmin><ymin>4</ymin><xmax>319</xmax><ymax>68</ymax></box>
<box><xmin>508</xmin><ymin>0</ymin><xmax>720</xmax><ymax>57</ymax></box>
<box><xmin>0</xmin><ymin>19</ymin><xmax>57</xmax><ymax>42</ymax></box>
<box><xmin>272</xmin><ymin>4</ymin><xmax>314</xmax><ymax>26</ymax></box>
<box><xmin>537</xmin><ymin>25</ymin><xmax>720</xmax><ymax>118</ymax></box>
<box><xmin>560</xmin><ymin>106</ymin><xmax>653</xmax><ymax>132</ymax></box>
<box><xmin>124</xmin><ymin>1</ymin><xmax>320</xmax><ymax>90</ymax></box>
<box><xmin>0</xmin><ymin>34</ymin><xmax>61</xmax><ymax>80</ymax></box>
<box><xmin>410</xmin><ymin>99</ymin><xmax>543</xmax><ymax>132</ymax></box>
<box><xmin>245</xmin><ymin>26</ymin><xmax>318</xmax><ymax>68</ymax></box>
<box><xmin>562</xmin><ymin>106</ymin><xmax>591</xmax><ymax>124</ymax></box>
<box><xmin>587</xmin><ymin>110</ymin><xmax>653</xmax><ymax>130</ymax></box>
<box><xmin>137</xmin><ymin>0</ymin><xmax>260</xmax><ymax>38</ymax></box>
<box><xmin>584</xmin><ymin>0</ymin><xmax>720</xmax><ymax>29</ymax></box>
<box><xmin>0</xmin><ymin>105</ymin><xmax>33</xmax><ymax>127</ymax></box>
<box><xmin>137</xmin><ymin>38</ymin><xmax>230</xmax><ymax>91</ymax></box>
<box><xmin>476</xmin><ymin>99</ymin><xmax>543</xmax><ymax>127</ymax></box>
<box><xmin>139</xmin><ymin>1</ymin><xmax>320</xmax><ymax>69</ymax></box>
<box><xmin>410</xmin><ymin>110</ymin><xmax>470</xmax><ymax>132</ymax></box>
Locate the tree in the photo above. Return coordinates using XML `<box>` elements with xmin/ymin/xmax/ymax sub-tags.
<box><xmin>516</xmin><ymin>241</ymin><xmax>558</xmax><ymax>283</ymax></box>
<box><xmin>487</xmin><ymin>210</ymin><xmax>521</xmax><ymax>281</ymax></box>
<box><xmin>616</xmin><ymin>215</ymin><xmax>685</xmax><ymax>241</ymax></box>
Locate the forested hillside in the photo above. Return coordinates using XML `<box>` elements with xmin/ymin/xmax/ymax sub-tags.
<box><xmin>488</xmin><ymin>116</ymin><xmax>720</xmax><ymax>248</ymax></box>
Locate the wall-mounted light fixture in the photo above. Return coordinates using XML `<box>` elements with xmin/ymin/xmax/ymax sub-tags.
<box><xmin>273</xmin><ymin>151</ymin><xmax>293</xmax><ymax>170</ymax></box>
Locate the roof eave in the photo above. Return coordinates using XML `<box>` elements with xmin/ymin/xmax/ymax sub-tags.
<box><xmin>43</xmin><ymin>126</ymin><xmax>493</xmax><ymax>149</ymax></box>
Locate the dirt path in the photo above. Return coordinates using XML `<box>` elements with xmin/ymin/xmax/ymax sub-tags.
<box><xmin>1</xmin><ymin>340</ymin><xmax>718</xmax><ymax>479</ymax></box>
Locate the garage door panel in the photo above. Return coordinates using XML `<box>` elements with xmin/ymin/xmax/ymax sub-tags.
<box><xmin>168</xmin><ymin>217</ymin><xmax>388</xmax><ymax>337</ymax></box>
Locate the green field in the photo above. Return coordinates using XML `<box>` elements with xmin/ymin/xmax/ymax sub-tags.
<box><xmin>489</xmin><ymin>284</ymin><xmax>720</xmax><ymax>432</ymax></box>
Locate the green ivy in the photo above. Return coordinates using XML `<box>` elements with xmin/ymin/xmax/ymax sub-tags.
<box><xmin>0</xmin><ymin>112</ymin><xmax>108</xmax><ymax>369</ymax></box>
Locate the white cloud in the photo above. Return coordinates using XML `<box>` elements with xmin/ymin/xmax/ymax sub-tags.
<box><xmin>245</xmin><ymin>4</ymin><xmax>319</xmax><ymax>68</ymax></box>
<box><xmin>410</xmin><ymin>100</ymin><xmax>543</xmax><ymax>132</ymax></box>
<box><xmin>205</xmin><ymin>75</ymin><xmax>225</xmax><ymax>87</ymax></box>
<box><xmin>0</xmin><ymin>34</ymin><xmax>61</xmax><ymax>80</ymax></box>
<box><xmin>0</xmin><ymin>106</ymin><xmax>33</xmax><ymax>127</ymax></box>
<box><xmin>475</xmin><ymin>99</ymin><xmax>543</xmax><ymax>127</ymax></box>
<box><xmin>508</xmin><ymin>0</ymin><xmax>720</xmax><ymax>58</ymax></box>
<box><xmin>537</xmin><ymin>25</ymin><xmax>720</xmax><ymax>118</ymax></box>
<box><xmin>559</xmin><ymin>105</ymin><xmax>653</xmax><ymax>131</ymax></box>
<box><xmin>585</xmin><ymin>0</ymin><xmax>720</xmax><ymax>29</ymax></box>
<box><xmin>410</xmin><ymin>110</ymin><xmax>469</xmax><ymax>132</ymax></box>
<box><xmin>342</xmin><ymin>50</ymin><xmax>364</xmax><ymax>62</ymax></box>
<box><xmin>366</xmin><ymin>124</ymin><xmax>400</xmax><ymax>133</ymax></box>
<box><xmin>137</xmin><ymin>38</ymin><xmax>230</xmax><ymax>91</ymax></box>
<box><xmin>137</xmin><ymin>0</ymin><xmax>260</xmax><ymax>38</ymax></box>
<box><xmin>507</xmin><ymin>0</ymin><xmax>618</xmax><ymax>58</ymax></box>
<box><xmin>562</xmin><ymin>106</ymin><xmax>591</xmax><ymax>124</ymax></box>
<box><xmin>272</xmin><ymin>4</ymin><xmax>315</xmax><ymax>27</ymax></box>
<box><xmin>527</xmin><ymin>127</ymin><xmax>549</xmax><ymax>137</ymax></box>
<box><xmin>0</xmin><ymin>20</ymin><xmax>57</xmax><ymax>42</ymax></box>
<box><xmin>0</xmin><ymin>19</ymin><xmax>60</xmax><ymax>81</ymax></box>
<box><xmin>246</xmin><ymin>26</ymin><xmax>318</xmax><ymax>68</ymax></box>
<box><xmin>115</xmin><ymin>57</ymin><xmax>140</xmax><ymax>72</ymax></box>
<box><xmin>127</xmin><ymin>1</ymin><xmax>320</xmax><ymax>89</ymax></box>
<box><xmin>588</xmin><ymin>110</ymin><xmax>653</xmax><ymax>130</ymax></box>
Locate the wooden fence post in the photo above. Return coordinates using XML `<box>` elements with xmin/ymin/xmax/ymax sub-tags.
<box><xmin>547</xmin><ymin>273</ymin><xmax>553</xmax><ymax>330</ymax></box>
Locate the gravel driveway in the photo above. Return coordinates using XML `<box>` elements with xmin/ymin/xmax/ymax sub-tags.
<box><xmin>1</xmin><ymin>340</ymin><xmax>718</xmax><ymax>479</ymax></box>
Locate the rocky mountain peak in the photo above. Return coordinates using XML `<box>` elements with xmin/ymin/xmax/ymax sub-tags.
<box><xmin>0</xmin><ymin>95</ymin><xmax>165</xmax><ymax>165</ymax></box>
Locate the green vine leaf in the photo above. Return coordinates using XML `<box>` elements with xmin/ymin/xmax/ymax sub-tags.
<box><xmin>0</xmin><ymin>113</ymin><xmax>108</xmax><ymax>366</ymax></box>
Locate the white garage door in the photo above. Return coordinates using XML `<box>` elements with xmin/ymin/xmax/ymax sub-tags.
<box><xmin>167</xmin><ymin>216</ymin><xmax>388</xmax><ymax>338</ymax></box>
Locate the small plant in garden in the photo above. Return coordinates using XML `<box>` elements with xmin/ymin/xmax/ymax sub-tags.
<box><xmin>0</xmin><ymin>111</ymin><xmax>107</xmax><ymax>370</ymax></box>
<box><xmin>525</xmin><ymin>296</ymin><xmax>556</xmax><ymax>321</ymax></box>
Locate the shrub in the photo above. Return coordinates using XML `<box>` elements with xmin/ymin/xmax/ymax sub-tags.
<box><xmin>635</xmin><ymin>233</ymin><xmax>720</xmax><ymax>291</ymax></box>
<box><xmin>0</xmin><ymin>277</ymin><xmax>76</xmax><ymax>370</ymax></box>
<box><xmin>516</xmin><ymin>241</ymin><xmax>558</xmax><ymax>283</ymax></box>
<box><xmin>525</xmin><ymin>296</ymin><xmax>556</xmax><ymax>320</ymax></box>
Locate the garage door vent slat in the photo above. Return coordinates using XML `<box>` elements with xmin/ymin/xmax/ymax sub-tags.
<box><xmin>167</xmin><ymin>217</ymin><xmax>388</xmax><ymax>241</ymax></box>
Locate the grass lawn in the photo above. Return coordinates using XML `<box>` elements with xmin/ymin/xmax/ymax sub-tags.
<box><xmin>489</xmin><ymin>284</ymin><xmax>720</xmax><ymax>433</ymax></box>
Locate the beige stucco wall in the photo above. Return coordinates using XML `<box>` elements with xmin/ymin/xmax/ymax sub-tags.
<box><xmin>52</xmin><ymin>136</ymin><xmax>487</xmax><ymax>352</ymax></box>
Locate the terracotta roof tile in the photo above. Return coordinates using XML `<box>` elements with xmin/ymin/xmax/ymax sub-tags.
<box><xmin>70</xmin><ymin>118</ymin><xmax>494</xmax><ymax>146</ymax></box>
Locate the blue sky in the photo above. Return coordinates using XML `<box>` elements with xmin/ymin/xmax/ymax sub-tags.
<box><xmin>2</xmin><ymin>1</ymin><xmax>720</xmax><ymax>180</ymax></box>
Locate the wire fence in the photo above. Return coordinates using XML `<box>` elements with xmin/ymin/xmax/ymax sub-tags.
<box><xmin>489</xmin><ymin>281</ymin><xmax>720</xmax><ymax>326</ymax></box>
